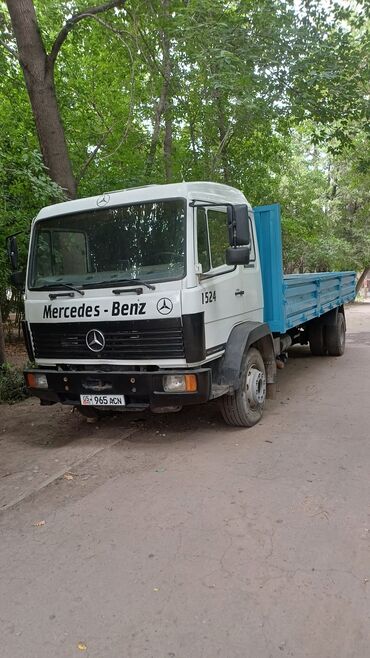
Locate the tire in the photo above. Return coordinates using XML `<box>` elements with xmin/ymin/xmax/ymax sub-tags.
<box><xmin>309</xmin><ymin>324</ymin><xmax>326</xmax><ymax>356</ymax></box>
<box><xmin>219</xmin><ymin>347</ymin><xmax>266</xmax><ymax>427</ymax></box>
<box><xmin>325</xmin><ymin>312</ymin><xmax>345</xmax><ymax>356</ymax></box>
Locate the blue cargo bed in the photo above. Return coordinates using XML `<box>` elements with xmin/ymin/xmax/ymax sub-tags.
<box><xmin>253</xmin><ymin>204</ymin><xmax>356</xmax><ymax>334</ymax></box>
<box><xmin>283</xmin><ymin>271</ymin><xmax>356</xmax><ymax>331</ymax></box>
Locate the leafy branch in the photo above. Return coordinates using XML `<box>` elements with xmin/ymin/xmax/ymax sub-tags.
<box><xmin>48</xmin><ymin>0</ymin><xmax>126</xmax><ymax>67</ymax></box>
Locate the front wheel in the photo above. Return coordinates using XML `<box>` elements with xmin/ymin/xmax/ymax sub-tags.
<box><xmin>219</xmin><ymin>347</ymin><xmax>266</xmax><ymax>427</ymax></box>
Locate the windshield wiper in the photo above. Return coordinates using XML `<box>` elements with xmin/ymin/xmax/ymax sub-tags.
<box><xmin>37</xmin><ymin>283</ymin><xmax>85</xmax><ymax>298</ymax></box>
<box><xmin>85</xmin><ymin>278</ymin><xmax>156</xmax><ymax>291</ymax></box>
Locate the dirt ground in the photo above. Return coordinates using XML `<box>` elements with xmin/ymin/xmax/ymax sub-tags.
<box><xmin>0</xmin><ymin>303</ymin><xmax>370</xmax><ymax>658</ymax></box>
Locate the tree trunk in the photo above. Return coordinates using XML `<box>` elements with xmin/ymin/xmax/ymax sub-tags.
<box><xmin>356</xmin><ymin>267</ymin><xmax>370</xmax><ymax>294</ymax></box>
<box><xmin>6</xmin><ymin>0</ymin><xmax>77</xmax><ymax>198</ymax></box>
<box><xmin>145</xmin><ymin>0</ymin><xmax>172</xmax><ymax>181</ymax></box>
<box><xmin>188</xmin><ymin>111</ymin><xmax>198</xmax><ymax>165</ymax></box>
<box><xmin>164</xmin><ymin>104</ymin><xmax>173</xmax><ymax>182</ymax></box>
<box><xmin>26</xmin><ymin>68</ymin><xmax>77</xmax><ymax>199</ymax></box>
<box><xmin>216</xmin><ymin>97</ymin><xmax>230</xmax><ymax>183</ymax></box>
<box><xmin>210</xmin><ymin>84</ymin><xmax>231</xmax><ymax>182</ymax></box>
<box><xmin>145</xmin><ymin>82</ymin><xmax>168</xmax><ymax>180</ymax></box>
<box><xmin>162</xmin><ymin>0</ymin><xmax>172</xmax><ymax>183</ymax></box>
<box><xmin>0</xmin><ymin>308</ymin><xmax>6</xmax><ymax>366</ymax></box>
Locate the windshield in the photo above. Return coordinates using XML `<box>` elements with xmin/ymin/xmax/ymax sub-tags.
<box><xmin>29</xmin><ymin>199</ymin><xmax>186</xmax><ymax>289</ymax></box>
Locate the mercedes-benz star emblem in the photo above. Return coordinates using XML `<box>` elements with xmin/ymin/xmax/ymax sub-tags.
<box><xmin>96</xmin><ymin>192</ymin><xmax>110</xmax><ymax>207</ymax></box>
<box><xmin>157</xmin><ymin>297</ymin><xmax>173</xmax><ymax>315</ymax></box>
<box><xmin>86</xmin><ymin>329</ymin><xmax>105</xmax><ymax>352</ymax></box>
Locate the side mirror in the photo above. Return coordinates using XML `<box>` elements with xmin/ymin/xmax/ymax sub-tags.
<box><xmin>6</xmin><ymin>235</ymin><xmax>19</xmax><ymax>271</ymax></box>
<box><xmin>10</xmin><ymin>270</ymin><xmax>26</xmax><ymax>290</ymax></box>
<box><xmin>226</xmin><ymin>245</ymin><xmax>250</xmax><ymax>266</ymax></box>
<box><xmin>227</xmin><ymin>204</ymin><xmax>250</xmax><ymax>246</ymax></box>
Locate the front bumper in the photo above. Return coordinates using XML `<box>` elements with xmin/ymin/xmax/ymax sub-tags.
<box><xmin>24</xmin><ymin>368</ymin><xmax>212</xmax><ymax>409</ymax></box>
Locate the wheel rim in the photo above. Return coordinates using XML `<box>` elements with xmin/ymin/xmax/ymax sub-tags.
<box><xmin>246</xmin><ymin>366</ymin><xmax>266</xmax><ymax>408</ymax></box>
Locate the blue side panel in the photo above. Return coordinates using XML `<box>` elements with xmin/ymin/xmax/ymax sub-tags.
<box><xmin>253</xmin><ymin>204</ymin><xmax>285</xmax><ymax>332</ymax></box>
<box><xmin>253</xmin><ymin>204</ymin><xmax>356</xmax><ymax>334</ymax></box>
<box><xmin>283</xmin><ymin>272</ymin><xmax>356</xmax><ymax>329</ymax></box>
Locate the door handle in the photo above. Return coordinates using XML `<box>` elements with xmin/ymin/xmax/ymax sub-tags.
<box><xmin>235</xmin><ymin>289</ymin><xmax>245</xmax><ymax>296</ymax></box>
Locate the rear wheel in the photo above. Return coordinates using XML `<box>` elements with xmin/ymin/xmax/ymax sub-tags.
<box><xmin>309</xmin><ymin>324</ymin><xmax>326</xmax><ymax>356</ymax></box>
<box><xmin>220</xmin><ymin>347</ymin><xmax>266</xmax><ymax>427</ymax></box>
<box><xmin>325</xmin><ymin>312</ymin><xmax>345</xmax><ymax>356</ymax></box>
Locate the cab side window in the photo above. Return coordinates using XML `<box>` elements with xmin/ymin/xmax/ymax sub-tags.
<box><xmin>197</xmin><ymin>207</ymin><xmax>229</xmax><ymax>272</ymax></box>
<box><xmin>207</xmin><ymin>209</ymin><xmax>229</xmax><ymax>268</ymax></box>
<box><xmin>197</xmin><ymin>208</ymin><xmax>211</xmax><ymax>272</ymax></box>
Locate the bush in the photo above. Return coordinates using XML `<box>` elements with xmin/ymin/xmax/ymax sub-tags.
<box><xmin>0</xmin><ymin>363</ymin><xmax>26</xmax><ymax>403</ymax></box>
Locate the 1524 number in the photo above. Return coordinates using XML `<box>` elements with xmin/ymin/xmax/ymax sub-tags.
<box><xmin>201</xmin><ymin>290</ymin><xmax>216</xmax><ymax>304</ymax></box>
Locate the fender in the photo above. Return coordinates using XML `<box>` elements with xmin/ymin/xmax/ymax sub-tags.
<box><xmin>215</xmin><ymin>321</ymin><xmax>276</xmax><ymax>392</ymax></box>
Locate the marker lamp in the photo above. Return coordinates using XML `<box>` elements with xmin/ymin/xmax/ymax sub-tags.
<box><xmin>26</xmin><ymin>373</ymin><xmax>48</xmax><ymax>389</ymax></box>
<box><xmin>163</xmin><ymin>374</ymin><xmax>197</xmax><ymax>393</ymax></box>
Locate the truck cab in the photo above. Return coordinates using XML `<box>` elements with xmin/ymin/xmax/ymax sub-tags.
<box><xmin>12</xmin><ymin>181</ymin><xmax>354</xmax><ymax>427</ymax></box>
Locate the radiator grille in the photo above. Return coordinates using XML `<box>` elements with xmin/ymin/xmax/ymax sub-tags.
<box><xmin>30</xmin><ymin>319</ymin><xmax>185</xmax><ymax>360</ymax></box>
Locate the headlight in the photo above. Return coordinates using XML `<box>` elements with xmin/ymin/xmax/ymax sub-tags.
<box><xmin>26</xmin><ymin>373</ymin><xmax>48</xmax><ymax>389</ymax></box>
<box><xmin>163</xmin><ymin>374</ymin><xmax>197</xmax><ymax>392</ymax></box>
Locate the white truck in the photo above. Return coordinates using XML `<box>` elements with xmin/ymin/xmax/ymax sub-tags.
<box><xmin>8</xmin><ymin>182</ymin><xmax>356</xmax><ymax>426</ymax></box>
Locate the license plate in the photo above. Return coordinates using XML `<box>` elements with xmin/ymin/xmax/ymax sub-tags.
<box><xmin>80</xmin><ymin>394</ymin><xmax>125</xmax><ymax>407</ymax></box>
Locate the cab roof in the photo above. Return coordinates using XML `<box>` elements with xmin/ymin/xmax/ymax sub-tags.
<box><xmin>35</xmin><ymin>182</ymin><xmax>251</xmax><ymax>220</ymax></box>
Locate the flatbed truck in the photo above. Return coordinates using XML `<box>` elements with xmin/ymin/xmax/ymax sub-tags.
<box><xmin>8</xmin><ymin>182</ymin><xmax>356</xmax><ymax>426</ymax></box>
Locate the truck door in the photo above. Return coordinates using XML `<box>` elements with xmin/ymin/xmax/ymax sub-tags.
<box><xmin>196</xmin><ymin>206</ymin><xmax>263</xmax><ymax>356</ymax></box>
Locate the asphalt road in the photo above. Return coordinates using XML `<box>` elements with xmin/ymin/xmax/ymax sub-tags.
<box><xmin>1</xmin><ymin>303</ymin><xmax>370</xmax><ymax>658</ymax></box>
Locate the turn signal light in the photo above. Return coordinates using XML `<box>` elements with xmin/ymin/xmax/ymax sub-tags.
<box><xmin>163</xmin><ymin>374</ymin><xmax>198</xmax><ymax>393</ymax></box>
<box><xmin>26</xmin><ymin>373</ymin><xmax>48</xmax><ymax>389</ymax></box>
<box><xmin>184</xmin><ymin>374</ymin><xmax>197</xmax><ymax>392</ymax></box>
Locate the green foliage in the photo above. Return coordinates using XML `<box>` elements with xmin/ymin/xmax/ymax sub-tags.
<box><xmin>0</xmin><ymin>0</ymin><xmax>368</xmax><ymax>298</ymax></box>
<box><xmin>327</xmin><ymin>132</ymin><xmax>370</xmax><ymax>270</ymax></box>
<box><xmin>0</xmin><ymin>146</ymin><xmax>64</xmax><ymax>320</ymax></box>
<box><xmin>0</xmin><ymin>363</ymin><xmax>26</xmax><ymax>403</ymax></box>
<box><xmin>278</xmin><ymin>128</ymin><xmax>370</xmax><ymax>273</ymax></box>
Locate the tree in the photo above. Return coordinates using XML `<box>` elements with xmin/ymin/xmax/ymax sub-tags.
<box><xmin>0</xmin><ymin>308</ymin><xmax>5</xmax><ymax>365</ymax></box>
<box><xmin>2</xmin><ymin>0</ymin><xmax>367</xmax><ymax>197</ymax></box>
<box><xmin>328</xmin><ymin>131</ymin><xmax>370</xmax><ymax>291</ymax></box>
<box><xmin>274</xmin><ymin>126</ymin><xmax>370</xmax><ymax>279</ymax></box>
<box><xmin>0</xmin><ymin>0</ymin><xmax>368</xmax><ymax>276</ymax></box>
<box><xmin>4</xmin><ymin>0</ymin><xmax>126</xmax><ymax>198</ymax></box>
<box><xmin>0</xmin><ymin>146</ymin><xmax>65</xmax><ymax>364</ymax></box>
